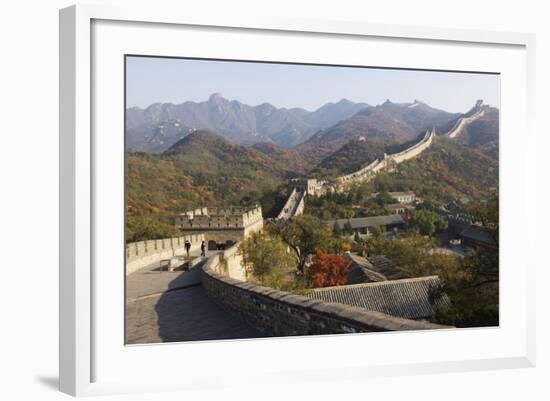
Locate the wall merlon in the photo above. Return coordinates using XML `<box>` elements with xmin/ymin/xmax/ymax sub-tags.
<box><xmin>125</xmin><ymin>234</ymin><xmax>205</xmax><ymax>275</ymax></box>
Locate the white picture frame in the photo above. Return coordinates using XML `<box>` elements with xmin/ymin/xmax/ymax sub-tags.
<box><xmin>59</xmin><ymin>3</ymin><xmax>536</xmax><ymax>397</ymax></box>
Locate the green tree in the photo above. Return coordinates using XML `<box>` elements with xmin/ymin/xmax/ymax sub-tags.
<box><xmin>465</xmin><ymin>191</ymin><xmax>499</xmax><ymax>245</ymax></box>
<box><xmin>367</xmin><ymin>232</ymin><xmax>436</xmax><ymax>270</ymax></box>
<box><xmin>432</xmin><ymin>192</ymin><xmax>499</xmax><ymax>327</ymax></box>
<box><xmin>411</xmin><ymin>209</ymin><xmax>448</xmax><ymax>236</ymax></box>
<box><xmin>343</xmin><ymin>220</ymin><xmax>354</xmax><ymax>235</ymax></box>
<box><xmin>375</xmin><ymin>191</ymin><xmax>395</xmax><ymax>206</ymax></box>
<box><xmin>432</xmin><ymin>249</ymin><xmax>499</xmax><ymax>327</ymax></box>
<box><xmin>239</xmin><ymin>231</ymin><xmax>295</xmax><ymax>279</ymax></box>
<box><xmin>275</xmin><ymin>214</ymin><xmax>337</xmax><ymax>273</ymax></box>
<box><xmin>126</xmin><ymin>215</ymin><xmax>179</xmax><ymax>243</ymax></box>
<box><xmin>368</xmin><ymin>231</ymin><xmax>499</xmax><ymax>328</ymax></box>
<box><xmin>332</xmin><ymin>222</ymin><xmax>343</xmax><ymax>236</ymax></box>
<box><xmin>368</xmin><ymin>225</ymin><xmax>385</xmax><ymax>239</ymax></box>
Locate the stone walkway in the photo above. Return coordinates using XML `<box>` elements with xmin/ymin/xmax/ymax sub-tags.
<box><xmin>126</xmin><ymin>252</ymin><xmax>264</xmax><ymax>344</ymax></box>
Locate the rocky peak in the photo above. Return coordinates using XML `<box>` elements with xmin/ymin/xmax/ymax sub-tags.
<box><xmin>208</xmin><ymin>92</ymin><xmax>226</xmax><ymax>104</ymax></box>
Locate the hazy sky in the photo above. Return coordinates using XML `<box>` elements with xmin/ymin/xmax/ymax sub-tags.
<box><xmin>126</xmin><ymin>56</ymin><xmax>500</xmax><ymax>113</ymax></box>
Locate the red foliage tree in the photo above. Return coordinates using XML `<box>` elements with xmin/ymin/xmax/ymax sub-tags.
<box><xmin>307</xmin><ymin>249</ymin><xmax>351</xmax><ymax>288</ymax></box>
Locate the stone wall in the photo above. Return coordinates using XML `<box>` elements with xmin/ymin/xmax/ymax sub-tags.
<box><xmin>447</xmin><ymin>109</ymin><xmax>485</xmax><ymax>138</ymax></box>
<box><xmin>276</xmin><ymin>188</ymin><xmax>306</xmax><ymax>220</ymax></box>
<box><xmin>387</xmin><ymin>128</ymin><xmax>435</xmax><ymax>164</ymax></box>
<box><xmin>333</xmin><ymin>128</ymin><xmax>435</xmax><ymax>189</ymax></box>
<box><xmin>125</xmin><ymin>234</ymin><xmax>205</xmax><ymax>275</ymax></box>
<box><xmin>338</xmin><ymin>158</ymin><xmax>381</xmax><ymax>184</ymax></box>
<box><xmin>278</xmin><ymin>128</ymin><xmax>435</xmax><ymax>218</ymax></box>
<box><xmin>202</xmin><ymin>245</ymin><xmax>449</xmax><ymax>336</ymax></box>
<box><xmin>176</xmin><ymin>206</ymin><xmax>263</xmax><ymax>230</ymax></box>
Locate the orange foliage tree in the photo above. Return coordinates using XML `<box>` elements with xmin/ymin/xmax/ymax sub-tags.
<box><xmin>306</xmin><ymin>249</ymin><xmax>351</xmax><ymax>288</ymax></box>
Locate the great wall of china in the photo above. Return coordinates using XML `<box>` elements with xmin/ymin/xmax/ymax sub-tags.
<box><xmin>201</xmin><ymin>243</ymin><xmax>449</xmax><ymax>334</ymax></box>
<box><xmin>276</xmin><ymin>101</ymin><xmax>489</xmax><ymax>221</ymax></box>
<box><xmin>126</xmin><ymin>237</ymin><xmax>449</xmax><ymax>338</ymax></box>
<box><xmin>125</xmin><ymin>104</ymin><xmax>488</xmax><ymax>340</ymax></box>
<box><xmin>276</xmin><ymin>187</ymin><xmax>306</xmax><ymax>220</ymax></box>
<box><xmin>446</xmin><ymin>109</ymin><xmax>485</xmax><ymax>138</ymax></box>
<box><xmin>338</xmin><ymin>127</ymin><xmax>436</xmax><ymax>185</ymax></box>
<box><xmin>126</xmin><ymin>234</ymin><xmax>205</xmax><ymax>275</ymax></box>
<box><xmin>276</xmin><ymin>127</ymin><xmax>437</xmax><ymax>220</ymax></box>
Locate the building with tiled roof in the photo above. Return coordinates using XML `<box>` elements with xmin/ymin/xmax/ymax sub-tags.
<box><xmin>386</xmin><ymin>203</ymin><xmax>415</xmax><ymax>215</ymax></box>
<box><xmin>329</xmin><ymin>214</ymin><xmax>405</xmax><ymax>236</ymax></box>
<box><xmin>307</xmin><ymin>276</ymin><xmax>450</xmax><ymax>321</ymax></box>
<box><xmin>366</xmin><ymin>255</ymin><xmax>411</xmax><ymax>280</ymax></box>
<box><xmin>389</xmin><ymin>191</ymin><xmax>416</xmax><ymax>204</ymax></box>
<box><xmin>346</xmin><ymin>254</ymin><xmax>387</xmax><ymax>284</ymax></box>
<box><xmin>459</xmin><ymin>226</ymin><xmax>497</xmax><ymax>250</ymax></box>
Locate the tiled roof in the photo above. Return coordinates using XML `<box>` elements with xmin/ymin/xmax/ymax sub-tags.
<box><xmin>330</xmin><ymin>214</ymin><xmax>405</xmax><ymax>230</ymax></box>
<box><xmin>459</xmin><ymin>226</ymin><xmax>497</xmax><ymax>246</ymax></box>
<box><xmin>389</xmin><ymin>191</ymin><xmax>415</xmax><ymax>197</ymax></box>
<box><xmin>307</xmin><ymin>276</ymin><xmax>450</xmax><ymax>320</ymax></box>
<box><xmin>367</xmin><ymin>255</ymin><xmax>411</xmax><ymax>280</ymax></box>
<box><xmin>346</xmin><ymin>254</ymin><xmax>387</xmax><ymax>284</ymax></box>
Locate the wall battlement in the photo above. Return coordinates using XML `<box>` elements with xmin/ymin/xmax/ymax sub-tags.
<box><xmin>202</xmin><ymin>244</ymin><xmax>450</xmax><ymax>336</ymax></box>
<box><xmin>447</xmin><ymin>109</ymin><xmax>485</xmax><ymax>138</ymax></box>
<box><xmin>277</xmin><ymin>188</ymin><xmax>306</xmax><ymax>220</ymax></box>
<box><xmin>277</xmin><ymin>128</ymin><xmax>436</xmax><ymax>219</ymax></box>
<box><xmin>126</xmin><ymin>234</ymin><xmax>205</xmax><ymax>275</ymax></box>
<box><xmin>176</xmin><ymin>205</ymin><xmax>263</xmax><ymax>230</ymax></box>
<box><xmin>333</xmin><ymin>128</ymin><xmax>435</xmax><ymax>189</ymax></box>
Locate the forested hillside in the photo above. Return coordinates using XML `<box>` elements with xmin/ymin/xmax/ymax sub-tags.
<box><xmin>126</xmin><ymin>130</ymin><xmax>291</xmax><ymax>241</ymax></box>
<box><xmin>126</xmin><ymin>101</ymin><xmax>499</xmax><ymax>241</ymax></box>
<box><xmin>374</xmin><ymin>137</ymin><xmax>498</xmax><ymax>203</ymax></box>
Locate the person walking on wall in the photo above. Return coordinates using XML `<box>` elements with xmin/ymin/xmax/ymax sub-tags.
<box><xmin>200</xmin><ymin>240</ymin><xmax>206</xmax><ymax>257</ymax></box>
<box><xmin>184</xmin><ymin>240</ymin><xmax>191</xmax><ymax>258</ymax></box>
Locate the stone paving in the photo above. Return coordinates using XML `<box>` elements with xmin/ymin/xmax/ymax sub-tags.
<box><xmin>125</xmin><ymin>251</ymin><xmax>264</xmax><ymax>344</ymax></box>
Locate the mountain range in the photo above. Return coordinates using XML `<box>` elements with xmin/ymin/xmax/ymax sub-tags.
<box><xmin>126</xmin><ymin>93</ymin><xmax>370</xmax><ymax>152</ymax></box>
<box><xmin>295</xmin><ymin>99</ymin><xmax>465</xmax><ymax>164</ymax></box>
<box><xmin>126</xmin><ymin>93</ymin><xmax>493</xmax><ymax>157</ymax></box>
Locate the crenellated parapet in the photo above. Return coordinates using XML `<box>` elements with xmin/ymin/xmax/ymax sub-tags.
<box><xmin>333</xmin><ymin>127</ymin><xmax>436</xmax><ymax>189</ymax></box>
<box><xmin>288</xmin><ymin>177</ymin><xmax>327</xmax><ymax>196</ymax></box>
<box><xmin>386</xmin><ymin>127</ymin><xmax>436</xmax><ymax>164</ymax></box>
<box><xmin>125</xmin><ymin>234</ymin><xmax>205</xmax><ymax>275</ymax></box>
<box><xmin>176</xmin><ymin>205</ymin><xmax>263</xmax><ymax>230</ymax></box>
<box><xmin>447</xmin><ymin>110</ymin><xmax>485</xmax><ymax>138</ymax></box>
<box><xmin>276</xmin><ymin>127</ymin><xmax>436</xmax><ymax>218</ymax></box>
<box><xmin>176</xmin><ymin>205</ymin><xmax>263</xmax><ymax>244</ymax></box>
<box><xmin>202</xmin><ymin>243</ymin><xmax>451</xmax><ymax>336</ymax></box>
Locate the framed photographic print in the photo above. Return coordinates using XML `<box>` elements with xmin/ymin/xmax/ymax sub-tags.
<box><xmin>59</xmin><ymin>4</ymin><xmax>536</xmax><ymax>397</ymax></box>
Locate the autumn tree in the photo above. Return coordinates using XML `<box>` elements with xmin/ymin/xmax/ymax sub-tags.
<box><xmin>306</xmin><ymin>250</ymin><xmax>351</xmax><ymax>288</ymax></box>
<box><xmin>340</xmin><ymin>242</ymin><xmax>352</xmax><ymax>252</ymax></box>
